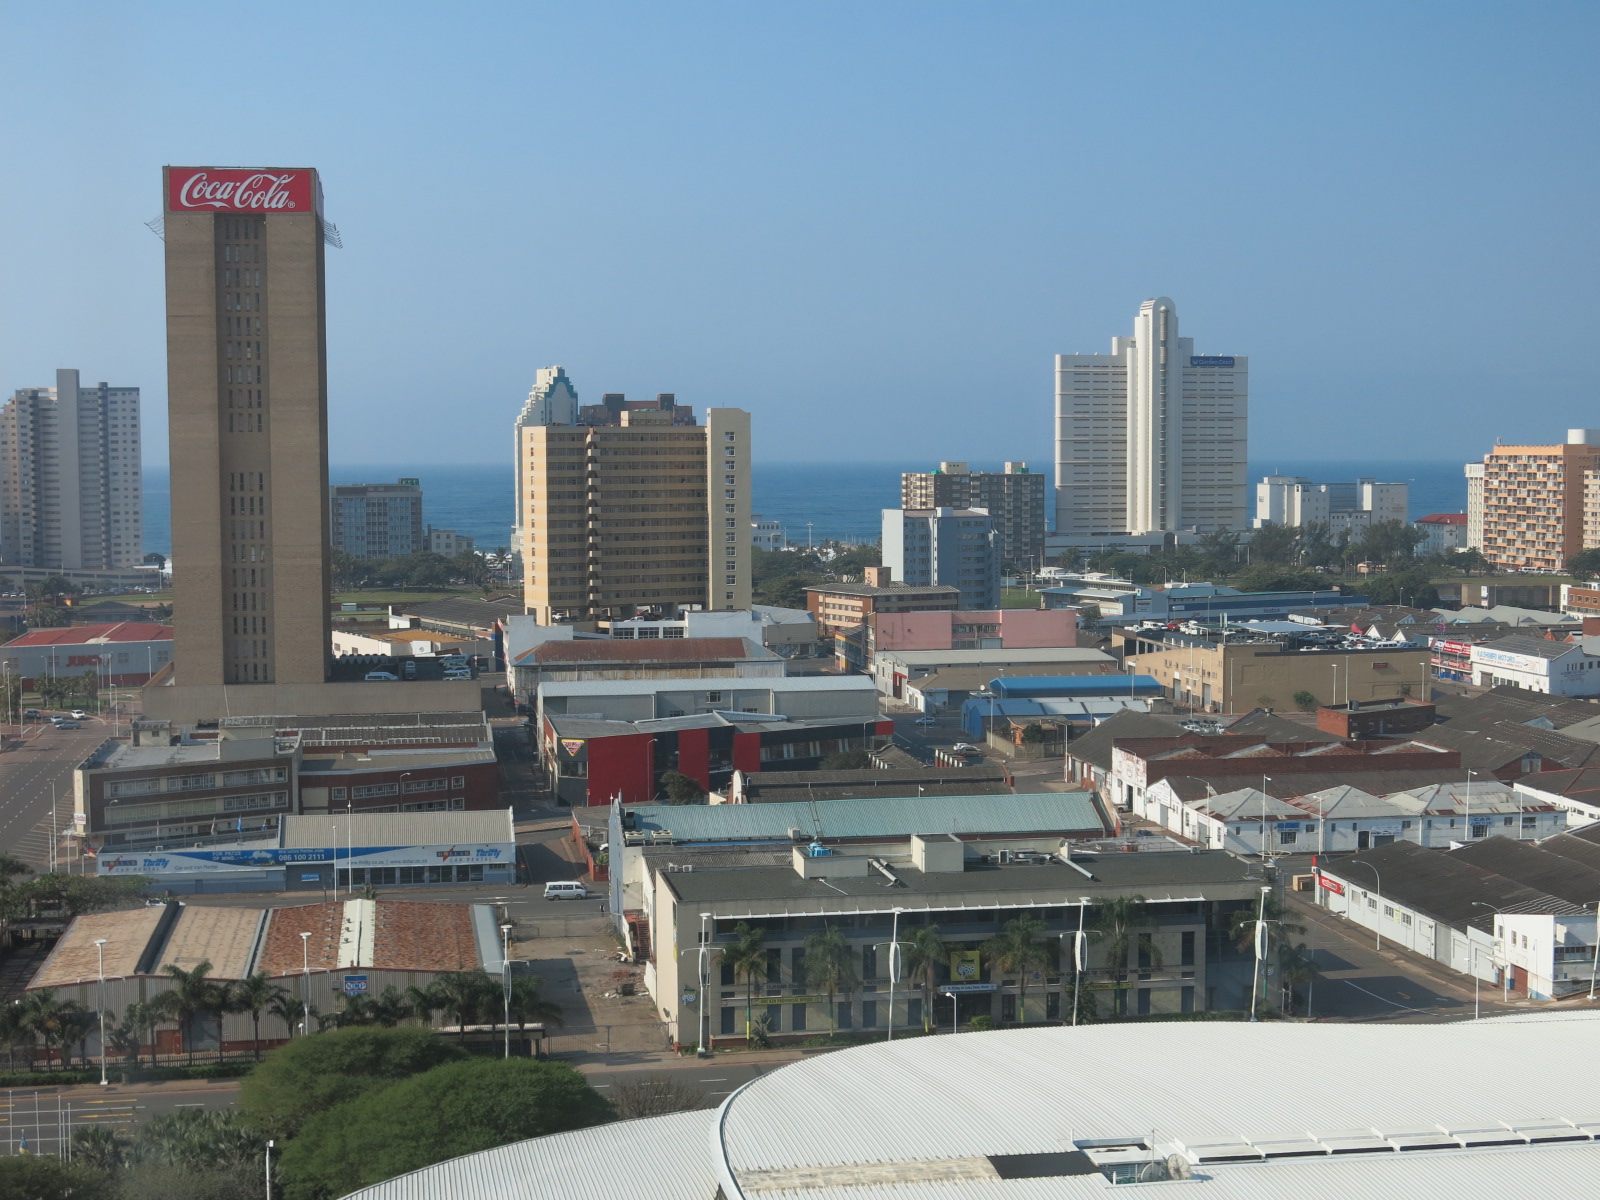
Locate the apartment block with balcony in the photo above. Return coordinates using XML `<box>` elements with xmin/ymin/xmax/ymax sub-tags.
<box><xmin>902</xmin><ymin>462</ymin><xmax>1046</xmax><ymax>568</ymax></box>
<box><xmin>1477</xmin><ymin>431</ymin><xmax>1600</xmax><ymax>571</ymax></box>
<box><xmin>882</xmin><ymin>507</ymin><xmax>1000</xmax><ymax>610</ymax></box>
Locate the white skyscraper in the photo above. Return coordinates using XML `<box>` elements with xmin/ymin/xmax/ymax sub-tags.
<box><xmin>1054</xmin><ymin>298</ymin><xmax>1247</xmax><ymax>535</ymax></box>
<box><xmin>511</xmin><ymin>365</ymin><xmax>580</xmax><ymax>560</ymax></box>
<box><xmin>0</xmin><ymin>368</ymin><xmax>142</xmax><ymax>570</ymax></box>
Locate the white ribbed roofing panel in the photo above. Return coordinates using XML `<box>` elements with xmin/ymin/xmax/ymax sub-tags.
<box><xmin>717</xmin><ymin>1016</ymin><xmax>1600</xmax><ymax>1181</ymax></box>
<box><xmin>745</xmin><ymin>1143</ymin><xmax>1600</xmax><ymax>1200</ymax></box>
<box><xmin>338</xmin><ymin>1109</ymin><xmax>715</xmax><ymax>1200</ymax></box>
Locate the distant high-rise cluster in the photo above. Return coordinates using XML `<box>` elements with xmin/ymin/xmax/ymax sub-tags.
<box><xmin>1055</xmin><ymin>297</ymin><xmax>1247</xmax><ymax>536</ymax></box>
<box><xmin>0</xmin><ymin>368</ymin><xmax>142</xmax><ymax>570</ymax></box>
<box><xmin>330</xmin><ymin>478</ymin><xmax>424</xmax><ymax>558</ymax></box>
<box><xmin>1254</xmin><ymin>474</ymin><xmax>1408</xmax><ymax>534</ymax></box>
<box><xmin>901</xmin><ymin>462</ymin><xmax>1044</xmax><ymax>568</ymax></box>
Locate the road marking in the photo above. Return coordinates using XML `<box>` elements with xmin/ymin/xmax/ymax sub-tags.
<box><xmin>698</xmin><ymin>1077</ymin><xmax>727</xmax><ymax>1082</ymax></box>
<box><xmin>591</xmin><ymin>1084</ymin><xmax>611</xmax><ymax>1089</ymax></box>
<box><xmin>173</xmin><ymin>1103</ymin><xmax>205</xmax><ymax>1107</ymax></box>
<box><xmin>1339</xmin><ymin>979</ymin><xmax>1435</xmax><ymax>1014</ymax></box>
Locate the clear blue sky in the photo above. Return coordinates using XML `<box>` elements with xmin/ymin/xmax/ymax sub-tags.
<box><xmin>1</xmin><ymin>1</ymin><xmax>1594</xmax><ymax>469</ymax></box>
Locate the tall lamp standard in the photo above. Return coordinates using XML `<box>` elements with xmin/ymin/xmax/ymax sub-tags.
<box><xmin>1066</xmin><ymin>896</ymin><xmax>1097</xmax><ymax>1027</ymax></box>
<box><xmin>1589</xmin><ymin>899</ymin><xmax>1600</xmax><ymax>1004</ymax></box>
<box><xmin>93</xmin><ymin>938</ymin><xmax>109</xmax><ymax>1086</ymax></box>
<box><xmin>872</xmin><ymin>908</ymin><xmax>909</xmax><ymax>1041</ymax></box>
<box><xmin>1247</xmin><ymin>887</ymin><xmax>1272</xmax><ymax>1023</ymax></box>
<box><xmin>1471</xmin><ymin>901</ymin><xmax>1513</xmax><ymax>1001</ymax></box>
<box><xmin>298</xmin><ymin>932</ymin><xmax>311</xmax><ymax>1035</ymax></box>
<box><xmin>500</xmin><ymin>923</ymin><xmax>514</xmax><ymax>1059</ymax></box>
<box><xmin>1464</xmin><ymin>769</ymin><xmax>1476</xmax><ymax>843</ymax></box>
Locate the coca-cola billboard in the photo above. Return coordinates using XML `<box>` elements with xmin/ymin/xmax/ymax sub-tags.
<box><xmin>165</xmin><ymin>167</ymin><xmax>317</xmax><ymax>215</ymax></box>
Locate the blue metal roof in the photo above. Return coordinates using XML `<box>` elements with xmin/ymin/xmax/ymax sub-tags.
<box><xmin>626</xmin><ymin>791</ymin><xmax>1105</xmax><ymax>842</ymax></box>
<box><xmin>991</xmin><ymin>675</ymin><xmax>1164</xmax><ymax>698</ymax></box>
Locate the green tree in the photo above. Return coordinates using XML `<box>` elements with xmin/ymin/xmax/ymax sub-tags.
<box><xmin>1247</xmin><ymin>523</ymin><xmax>1301</xmax><ymax>564</ymax></box>
<box><xmin>267</xmin><ymin>990</ymin><xmax>308</xmax><ymax>1040</ymax></box>
<box><xmin>428</xmin><ymin>969</ymin><xmax>500</xmax><ymax>1040</ymax></box>
<box><xmin>280</xmin><ymin>1058</ymin><xmax>613</xmax><ymax>1200</ymax></box>
<box><xmin>1360</xmin><ymin>567</ymin><xmax>1439</xmax><ymax>608</ymax></box>
<box><xmin>0</xmin><ymin>1156</ymin><xmax>116</xmax><ymax>1200</ymax></box>
<box><xmin>982</xmin><ymin>914</ymin><xmax>1052</xmax><ymax>1024</ymax></box>
<box><xmin>801</xmin><ymin>925</ymin><xmax>857</xmax><ymax>1037</ymax></box>
<box><xmin>1088</xmin><ymin>896</ymin><xmax>1154</xmax><ymax>1018</ymax></box>
<box><xmin>1276</xmin><ymin>941</ymin><xmax>1322</xmax><ymax>1015</ymax></box>
<box><xmin>72</xmin><ymin>1122</ymin><xmax>131</xmax><ymax>1171</ymax></box>
<box><xmin>25</xmin><ymin>603</ymin><xmax>71</xmax><ymax>628</ymax></box>
<box><xmin>151</xmin><ymin>959</ymin><xmax>224</xmax><ymax>1066</ymax></box>
<box><xmin>1227</xmin><ymin>892</ymin><xmax>1307</xmax><ymax>954</ymax></box>
<box><xmin>1292</xmin><ymin>690</ymin><xmax>1318</xmax><ymax>712</ymax></box>
<box><xmin>107</xmin><ymin>1000</ymin><xmax>159</xmax><ymax>1069</ymax></box>
<box><xmin>227</xmin><ymin>971</ymin><xmax>288</xmax><ymax>1060</ymax></box>
<box><xmin>1020</xmin><ymin>722</ymin><xmax>1048</xmax><ymax>744</ymax></box>
<box><xmin>507</xmin><ymin>973</ymin><xmax>564</xmax><ymax>1036</ymax></box>
<box><xmin>24</xmin><ymin>574</ymin><xmax>81</xmax><ymax>601</ymax></box>
<box><xmin>725</xmin><ymin>922</ymin><xmax>769</xmax><ymax>1041</ymax></box>
<box><xmin>16</xmin><ymin>988</ymin><xmax>91</xmax><ymax>1070</ymax></box>
<box><xmin>238</xmin><ymin>1024</ymin><xmax>466</xmax><ymax>1140</ymax></box>
<box><xmin>1230</xmin><ymin>564</ymin><xmax>1327</xmax><ymax>593</ymax></box>
<box><xmin>659</xmin><ymin>770</ymin><xmax>706</xmax><ymax>804</ymax></box>
<box><xmin>901</xmin><ymin>925</ymin><xmax>948</xmax><ymax>1033</ymax></box>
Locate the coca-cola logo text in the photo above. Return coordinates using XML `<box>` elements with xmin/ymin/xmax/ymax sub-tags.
<box><xmin>166</xmin><ymin>167</ymin><xmax>315</xmax><ymax>215</ymax></box>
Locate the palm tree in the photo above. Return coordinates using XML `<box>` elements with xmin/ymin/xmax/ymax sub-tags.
<box><xmin>266</xmin><ymin>990</ymin><xmax>306</xmax><ymax>1040</ymax></box>
<box><xmin>508</xmin><ymin>974</ymin><xmax>564</xmax><ymax>1043</ymax></box>
<box><xmin>404</xmin><ymin>981</ymin><xmax>443</xmax><ymax>1027</ymax></box>
<box><xmin>901</xmin><ymin>925</ymin><xmax>948</xmax><ymax>1033</ymax></box>
<box><xmin>16</xmin><ymin>989</ymin><xmax>88</xmax><ymax>1071</ymax></box>
<box><xmin>335</xmin><ymin>993</ymin><xmax>377</xmax><ymax>1027</ymax></box>
<box><xmin>724</xmin><ymin>922</ymin><xmax>769</xmax><ymax>1042</ymax></box>
<box><xmin>982</xmin><ymin>914</ymin><xmax>1052</xmax><ymax>1025</ymax></box>
<box><xmin>431</xmin><ymin>969</ymin><xmax>498</xmax><ymax>1039</ymax></box>
<box><xmin>370</xmin><ymin>985</ymin><xmax>411</xmax><ymax>1027</ymax></box>
<box><xmin>1088</xmin><ymin>896</ymin><xmax>1153</xmax><ymax>1018</ymax></box>
<box><xmin>226</xmin><ymin>972</ymin><xmax>287</xmax><ymax>1060</ymax></box>
<box><xmin>802</xmin><ymin>926</ymin><xmax>857</xmax><ymax>1037</ymax></box>
<box><xmin>72</xmin><ymin>1124</ymin><xmax>130</xmax><ymax>1172</ymax></box>
<box><xmin>1276</xmin><ymin>941</ymin><xmax>1322</xmax><ymax>1016</ymax></box>
<box><xmin>121</xmin><ymin>1000</ymin><xmax>161</xmax><ymax>1068</ymax></box>
<box><xmin>152</xmin><ymin>959</ymin><xmax>223</xmax><ymax>1066</ymax></box>
<box><xmin>1228</xmin><ymin>892</ymin><xmax>1306</xmax><ymax>954</ymax></box>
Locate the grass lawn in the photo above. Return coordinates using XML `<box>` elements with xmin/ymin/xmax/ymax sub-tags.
<box><xmin>1000</xmin><ymin>587</ymin><xmax>1044</xmax><ymax>610</ymax></box>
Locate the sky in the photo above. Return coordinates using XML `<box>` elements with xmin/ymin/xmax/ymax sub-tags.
<box><xmin>1</xmin><ymin>1</ymin><xmax>1595</xmax><ymax>470</ymax></box>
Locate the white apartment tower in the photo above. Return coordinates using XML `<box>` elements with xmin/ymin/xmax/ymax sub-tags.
<box><xmin>0</xmin><ymin>368</ymin><xmax>142</xmax><ymax>570</ymax></box>
<box><xmin>511</xmin><ymin>366</ymin><xmax>581</xmax><ymax>559</ymax></box>
<box><xmin>1055</xmin><ymin>298</ymin><xmax>1247</xmax><ymax>535</ymax></box>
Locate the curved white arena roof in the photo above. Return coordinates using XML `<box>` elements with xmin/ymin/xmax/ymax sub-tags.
<box><xmin>343</xmin><ymin>1014</ymin><xmax>1600</xmax><ymax>1200</ymax></box>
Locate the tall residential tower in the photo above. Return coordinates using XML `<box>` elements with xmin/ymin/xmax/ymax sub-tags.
<box><xmin>901</xmin><ymin>462</ymin><xmax>1045</xmax><ymax>568</ymax></box>
<box><xmin>1055</xmin><ymin>298</ymin><xmax>1247</xmax><ymax>536</ymax></box>
<box><xmin>162</xmin><ymin>166</ymin><xmax>331</xmax><ymax>686</ymax></box>
<box><xmin>0</xmin><ymin>369</ymin><xmax>142</xmax><ymax>570</ymax></box>
<box><xmin>519</xmin><ymin>396</ymin><xmax>751</xmax><ymax>623</ymax></box>
<box><xmin>511</xmin><ymin>366</ymin><xmax>581</xmax><ymax>560</ymax></box>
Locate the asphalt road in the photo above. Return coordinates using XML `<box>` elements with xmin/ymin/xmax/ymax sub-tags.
<box><xmin>0</xmin><ymin>1082</ymin><xmax>238</xmax><ymax>1151</ymax></box>
<box><xmin>0</xmin><ymin>715</ymin><xmax>112</xmax><ymax>868</ymax></box>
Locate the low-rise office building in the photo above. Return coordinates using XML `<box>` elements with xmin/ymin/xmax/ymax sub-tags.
<box><xmin>1042</xmin><ymin>579</ymin><xmax>1360</xmax><ymax>623</ymax></box>
<box><xmin>805</xmin><ymin>566</ymin><xmax>959</xmax><ymax>638</ymax></box>
<box><xmin>542</xmin><ymin>710</ymin><xmax>893</xmax><ymax>806</ymax></box>
<box><xmin>647</xmin><ymin>846</ymin><xmax>1261</xmax><ymax>1046</ymax></box>
<box><xmin>93</xmin><ymin>809</ymin><xmax>516</xmax><ymax>894</ymax></box>
<box><xmin>882</xmin><ymin>507</ymin><xmax>1000</xmax><ymax>610</ymax></box>
<box><xmin>1470</xmin><ymin>633</ymin><xmax>1600</xmax><ymax>696</ymax></box>
<box><xmin>536</xmin><ymin>674</ymin><xmax>879</xmax><ymax>725</ymax></box>
<box><xmin>510</xmin><ymin>636</ymin><xmax>782</xmax><ymax>708</ymax></box>
<box><xmin>1121</xmin><ymin>621</ymin><xmax>1433</xmax><ymax>713</ymax></box>
<box><xmin>605</xmin><ymin>606</ymin><xmax>820</xmax><ymax>655</ymax></box>
<box><xmin>872</xmin><ymin>646</ymin><xmax>1116</xmax><ymax>703</ymax></box>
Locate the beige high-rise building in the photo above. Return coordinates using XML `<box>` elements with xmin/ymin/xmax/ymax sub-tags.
<box><xmin>1479</xmin><ymin>430</ymin><xmax>1600</xmax><ymax>571</ymax></box>
<box><xmin>520</xmin><ymin>397</ymin><xmax>750</xmax><ymax>623</ymax></box>
<box><xmin>0</xmin><ymin>368</ymin><xmax>142</xmax><ymax>570</ymax></box>
<box><xmin>1464</xmin><ymin>461</ymin><xmax>1485</xmax><ymax>550</ymax></box>
<box><xmin>162</xmin><ymin>166</ymin><xmax>331</xmax><ymax>686</ymax></box>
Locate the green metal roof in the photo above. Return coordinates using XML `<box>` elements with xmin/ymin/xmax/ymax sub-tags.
<box><xmin>627</xmin><ymin>791</ymin><xmax>1108</xmax><ymax>843</ymax></box>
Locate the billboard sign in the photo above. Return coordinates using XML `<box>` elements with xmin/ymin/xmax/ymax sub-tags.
<box><xmin>1318</xmin><ymin>874</ymin><xmax>1345</xmax><ymax>895</ymax></box>
<box><xmin>342</xmin><ymin>975</ymin><xmax>368</xmax><ymax>996</ymax></box>
<box><xmin>166</xmin><ymin>167</ymin><xmax>316</xmax><ymax>215</ymax></box>
<box><xmin>1189</xmin><ymin>355</ymin><xmax>1236</xmax><ymax>367</ymax></box>
<box><xmin>949</xmin><ymin>950</ymin><xmax>982</xmax><ymax>982</ymax></box>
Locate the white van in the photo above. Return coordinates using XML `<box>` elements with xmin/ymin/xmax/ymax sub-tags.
<box><xmin>364</xmin><ymin>670</ymin><xmax>399</xmax><ymax>682</ymax></box>
<box><xmin>543</xmin><ymin>881</ymin><xmax>590</xmax><ymax>901</ymax></box>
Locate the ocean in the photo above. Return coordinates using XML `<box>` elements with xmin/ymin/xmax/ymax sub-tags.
<box><xmin>138</xmin><ymin>458</ymin><xmax>1468</xmax><ymax>557</ymax></box>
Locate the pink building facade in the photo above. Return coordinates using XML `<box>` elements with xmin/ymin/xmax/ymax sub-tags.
<box><xmin>873</xmin><ymin>609</ymin><xmax>1077</xmax><ymax>653</ymax></box>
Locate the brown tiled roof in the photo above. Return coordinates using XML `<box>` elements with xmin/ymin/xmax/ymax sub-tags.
<box><xmin>257</xmin><ymin>902</ymin><xmax>344</xmax><ymax>975</ymax></box>
<box><xmin>373</xmin><ymin>901</ymin><xmax>479</xmax><ymax>972</ymax></box>
<box><xmin>533</xmin><ymin>636</ymin><xmax>754</xmax><ymax>664</ymax></box>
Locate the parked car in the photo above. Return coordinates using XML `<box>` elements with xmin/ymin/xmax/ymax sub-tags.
<box><xmin>952</xmin><ymin>743</ymin><xmax>980</xmax><ymax>753</ymax></box>
<box><xmin>543</xmin><ymin>881</ymin><xmax>590</xmax><ymax>900</ymax></box>
<box><xmin>914</xmin><ymin>716</ymin><xmax>937</xmax><ymax>726</ymax></box>
<box><xmin>443</xmin><ymin>669</ymin><xmax>472</xmax><ymax>680</ymax></box>
<box><xmin>401</xmin><ymin>661</ymin><xmax>417</xmax><ymax>679</ymax></box>
<box><xmin>55</xmin><ymin>720</ymin><xmax>80</xmax><ymax>729</ymax></box>
<box><xmin>363</xmin><ymin>671</ymin><xmax>399</xmax><ymax>682</ymax></box>
<box><xmin>69</xmin><ymin>709</ymin><xmax>87</xmax><ymax>720</ymax></box>
<box><xmin>23</xmin><ymin>709</ymin><xmax>40</xmax><ymax>720</ymax></box>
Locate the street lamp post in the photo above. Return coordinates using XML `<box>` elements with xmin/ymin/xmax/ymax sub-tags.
<box><xmin>673</xmin><ymin>913</ymin><xmax>723</xmax><ymax>1056</ymax></box>
<box><xmin>1472</xmin><ymin>901</ymin><xmax>1513</xmax><ymax>1001</ymax></box>
<box><xmin>1589</xmin><ymin>900</ymin><xmax>1600</xmax><ymax>1004</ymax></box>
<box><xmin>877</xmin><ymin>908</ymin><xmax>906</xmax><ymax>1041</ymax></box>
<box><xmin>1260</xmin><ymin>775</ymin><xmax>1274</xmax><ymax>862</ymax></box>
<box><xmin>298</xmin><ymin>931</ymin><xmax>311</xmax><ymax>1034</ymax></box>
<box><xmin>1464</xmin><ymin>770</ymin><xmax>1476</xmax><ymax>844</ymax></box>
<box><xmin>1248</xmin><ymin>887</ymin><xmax>1271</xmax><ymax>1022</ymax></box>
<box><xmin>93</xmin><ymin>938</ymin><xmax>109</xmax><ymax>1086</ymax></box>
<box><xmin>500</xmin><ymin>923</ymin><xmax>515</xmax><ymax>1058</ymax></box>
<box><xmin>265</xmin><ymin>1138</ymin><xmax>274</xmax><ymax>1200</ymax></box>
<box><xmin>1070</xmin><ymin>896</ymin><xmax>1093</xmax><ymax>1027</ymax></box>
